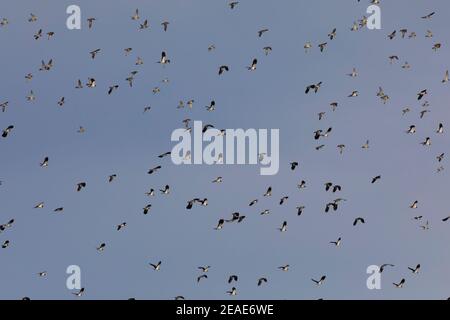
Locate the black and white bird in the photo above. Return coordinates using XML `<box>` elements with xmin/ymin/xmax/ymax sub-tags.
<box><xmin>311</xmin><ymin>275</ymin><xmax>326</xmax><ymax>286</ymax></box>
<box><xmin>218</xmin><ymin>65</ymin><xmax>229</xmax><ymax>75</ymax></box>
<box><xmin>149</xmin><ymin>261</ymin><xmax>162</xmax><ymax>271</ymax></box>
<box><xmin>228</xmin><ymin>275</ymin><xmax>238</xmax><ymax>283</ymax></box>
<box><xmin>117</xmin><ymin>222</ymin><xmax>127</xmax><ymax>231</ymax></box>
<box><xmin>96</xmin><ymin>243</ymin><xmax>106</xmax><ymax>252</ymax></box>
<box><xmin>227</xmin><ymin>287</ymin><xmax>237</xmax><ymax>296</ymax></box>
<box><xmin>198</xmin><ymin>266</ymin><xmax>211</xmax><ymax>273</ymax></box>
<box><xmin>330</xmin><ymin>237</ymin><xmax>342</xmax><ymax>247</ymax></box>
<box><xmin>420</xmin><ymin>137</ymin><xmax>431</xmax><ymax>146</ymax></box>
<box><xmin>214</xmin><ymin>219</ymin><xmax>225</xmax><ymax>230</ymax></box>
<box><xmin>278</xmin><ymin>265</ymin><xmax>290</xmax><ymax>272</ymax></box>
<box><xmin>247</xmin><ymin>58</ymin><xmax>257</xmax><ymax>71</ymax></box>
<box><xmin>408</xmin><ymin>264</ymin><xmax>421</xmax><ymax>274</ymax></box>
<box><xmin>76</xmin><ymin>182</ymin><xmax>86</xmax><ymax>192</ymax></box>
<box><xmin>158</xmin><ymin>51</ymin><xmax>170</xmax><ymax>65</ymax></box>
<box><xmin>380</xmin><ymin>264</ymin><xmax>395</xmax><ymax>273</ymax></box>
<box><xmin>2</xmin><ymin>125</ymin><xmax>14</xmax><ymax>138</ymax></box>
<box><xmin>73</xmin><ymin>288</ymin><xmax>85</xmax><ymax>297</ymax></box>
<box><xmin>305</xmin><ymin>82</ymin><xmax>322</xmax><ymax>94</ymax></box>
<box><xmin>257</xmin><ymin>278</ymin><xmax>268</xmax><ymax>286</ymax></box>
<box><xmin>278</xmin><ymin>221</ymin><xmax>287</xmax><ymax>232</ymax></box>
<box><xmin>160</xmin><ymin>185</ymin><xmax>170</xmax><ymax>194</ymax></box>
<box><xmin>263</xmin><ymin>186</ymin><xmax>272</xmax><ymax>197</ymax></box>
<box><xmin>148</xmin><ymin>166</ymin><xmax>162</xmax><ymax>174</ymax></box>
<box><xmin>229</xmin><ymin>1</ymin><xmax>239</xmax><ymax>9</ymax></box>
<box><xmin>257</xmin><ymin>28</ymin><xmax>269</xmax><ymax>37</ymax></box>
<box><xmin>143</xmin><ymin>204</ymin><xmax>152</xmax><ymax>215</ymax></box>
<box><xmin>417</xmin><ymin>89</ymin><xmax>428</xmax><ymax>100</ymax></box>
<box><xmin>40</xmin><ymin>157</ymin><xmax>49</xmax><ymax>167</ymax></box>
<box><xmin>161</xmin><ymin>21</ymin><xmax>169</xmax><ymax>32</ymax></box>
<box><xmin>353</xmin><ymin>217</ymin><xmax>365</xmax><ymax>226</ymax></box>
<box><xmin>371</xmin><ymin>176</ymin><xmax>381</xmax><ymax>184</ymax></box>
<box><xmin>393</xmin><ymin>278</ymin><xmax>405</xmax><ymax>288</ymax></box>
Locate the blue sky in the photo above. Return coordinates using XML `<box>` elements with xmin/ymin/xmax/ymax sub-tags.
<box><xmin>0</xmin><ymin>0</ymin><xmax>450</xmax><ymax>299</ymax></box>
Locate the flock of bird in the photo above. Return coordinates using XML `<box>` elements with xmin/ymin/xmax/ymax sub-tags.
<box><xmin>1</xmin><ymin>1</ymin><xmax>450</xmax><ymax>300</ymax></box>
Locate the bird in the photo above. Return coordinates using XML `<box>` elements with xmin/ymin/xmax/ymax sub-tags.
<box><xmin>2</xmin><ymin>125</ymin><xmax>14</xmax><ymax>138</ymax></box>
<box><xmin>148</xmin><ymin>166</ymin><xmax>162</xmax><ymax>175</ymax></box>
<box><xmin>86</xmin><ymin>78</ymin><xmax>96</xmax><ymax>88</ymax></box>
<box><xmin>257</xmin><ymin>28</ymin><xmax>269</xmax><ymax>37</ymax></box>
<box><xmin>89</xmin><ymin>49</ymin><xmax>101</xmax><ymax>59</ymax></box>
<box><xmin>139</xmin><ymin>20</ymin><xmax>149</xmax><ymax>30</ymax></box>
<box><xmin>226</xmin><ymin>287</ymin><xmax>237</xmax><ymax>296</ymax></box>
<box><xmin>330</xmin><ymin>237</ymin><xmax>342</xmax><ymax>247</ymax></box>
<box><xmin>229</xmin><ymin>2</ymin><xmax>239</xmax><ymax>9</ymax></box>
<box><xmin>158</xmin><ymin>152</ymin><xmax>171</xmax><ymax>158</ymax></box>
<box><xmin>57</xmin><ymin>97</ymin><xmax>65</xmax><ymax>107</ymax></box>
<box><xmin>34</xmin><ymin>202</ymin><xmax>44</xmax><ymax>209</ymax></box>
<box><xmin>117</xmin><ymin>222</ymin><xmax>127</xmax><ymax>231</ymax></box>
<box><xmin>318</xmin><ymin>42</ymin><xmax>327</xmax><ymax>52</ymax></box>
<box><xmin>158</xmin><ymin>51</ymin><xmax>170</xmax><ymax>65</ymax></box>
<box><xmin>421</xmin><ymin>12</ymin><xmax>435</xmax><ymax>19</ymax></box>
<box><xmin>40</xmin><ymin>157</ymin><xmax>49</xmax><ymax>167</ymax></box>
<box><xmin>410</xmin><ymin>201</ymin><xmax>418</xmax><ymax>209</ymax></box>
<box><xmin>198</xmin><ymin>266</ymin><xmax>211</xmax><ymax>273</ymax></box>
<box><xmin>408</xmin><ymin>264</ymin><xmax>421</xmax><ymax>274</ymax></box>
<box><xmin>263</xmin><ymin>46</ymin><xmax>272</xmax><ymax>55</ymax></box>
<box><xmin>73</xmin><ymin>288</ymin><xmax>85</xmax><ymax>297</ymax></box>
<box><xmin>214</xmin><ymin>219</ymin><xmax>225</xmax><ymax>230</ymax></box>
<box><xmin>131</xmin><ymin>9</ymin><xmax>139</xmax><ymax>20</ymax></box>
<box><xmin>0</xmin><ymin>101</ymin><xmax>9</xmax><ymax>112</ymax></box>
<box><xmin>108</xmin><ymin>85</ymin><xmax>119</xmax><ymax>95</ymax></box>
<box><xmin>257</xmin><ymin>278</ymin><xmax>268</xmax><ymax>286</ymax></box>
<box><xmin>353</xmin><ymin>217</ymin><xmax>365</xmax><ymax>226</ymax></box>
<box><xmin>442</xmin><ymin>70</ymin><xmax>449</xmax><ymax>83</ymax></box>
<box><xmin>212</xmin><ymin>177</ymin><xmax>223</xmax><ymax>183</ymax></box>
<box><xmin>96</xmin><ymin>243</ymin><xmax>106</xmax><ymax>252</ymax></box>
<box><xmin>362</xmin><ymin>140</ymin><xmax>370</xmax><ymax>149</ymax></box>
<box><xmin>305</xmin><ymin>82</ymin><xmax>322</xmax><ymax>94</ymax></box>
<box><xmin>76</xmin><ymin>182</ymin><xmax>86</xmax><ymax>192</ymax></box>
<box><xmin>406</xmin><ymin>125</ymin><xmax>416</xmax><ymax>134</ymax></box>
<box><xmin>149</xmin><ymin>261</ymin><xmax>162</xmax><ymax>271</ymax></box>
<box><xmin>197</xmin><ymin>274</ymin><xmax>208</xmax><ymax>283</ymax></box>
<box><xmin>2</xmin><ymin>240</ymin><xmax>10</xmax><ymax>249</ymax></box>
<box><xmin>380</xmin><ymin>264</ymin><xmax>395</xmax><ymax>273</ymax></box>
<box><xmin>328</xmin><ymin>28</ymin><xmax>337</xmax><ymax>40</ymax></box>
<box><xmin>247</xmin><ymin>58</ymin><xmax>258</xmax><ymax>71</ymax></box>
<box><xmin>311</xmin><ymin>275</ymin><xmax>326</xmax><ymax>286</ymax></box>
<box><xmin>296</xmin><ymin>206</ymin><xmax>305</xmax><ymax>216</ymax></box>
<box><xmin>371</xmin><ymin>176</ymin><xmax>381</xmax><ymax>184</ymax></box>
<box><xmin>278</xmin><ymin>265</ymin><xmax>290</xmax><ymax>272</ymax></box>
<box><xmin>393</xmin><ymin>279</ymin><xmax>405</xmax><ymax>288</ymax></box>
<box><xmin>420</xmin><ymin>137</ymin><xmax>431</xmax><ymax>146</ymax></box>
<box><xmin>228</xmin><ymin>275</ymin><xmax>238</xmax><ymax>283</ymax></box>
<box><xmin>278</xmin><ymin>221</ymin><xmax>287</xmax><ymax>232</ymax></box>
<box><xmin>28</xmin><ymin>13</ymin><xmax>38</xmax><ymax>22</ymax></box>
<box><xmin>218</xmin><ymin>65</ymin><xmax>229</xmax><ymax>75</ymax></box>
<box><xmin>87</xmin><ymin>17</ymin><xmax>96</xmax><ymax>29</ymax></box>
<box><xmin>143</xmin><ymin>205</ymin><xmax>152</xmax><ymax>215</ymax></box>
<box><xmin>263</xmin><ymin>186</ymin><xmax>272</xmax><ymax>197</ymax></box>
<box><xmin>159</xmin><ymin>185</ymin><xmax>170</xmax><ymax>194</ymax></box>
<box><xmin>417</xmin><ymin>89</ymin><xmax>428</xmax><ymax>100</ymax></box>
<box><xmin>161</xmin><ymin>21</ymin><xmax>169</xmax><ymax>32</ymax></box>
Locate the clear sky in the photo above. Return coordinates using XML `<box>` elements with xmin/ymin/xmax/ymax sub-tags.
<box><xmin>0</xmin><ymin>0</ymin><xmax>449</xmax><ymax>300</ymax></box>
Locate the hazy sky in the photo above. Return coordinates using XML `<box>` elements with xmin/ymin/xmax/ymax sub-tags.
<box><xmin>1</xmin><ymin>0</ymin><xmax>450</xmax><ymax>300</ymax></box>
